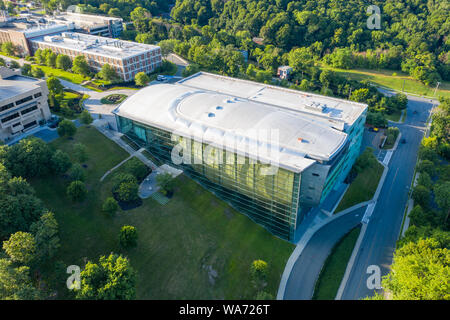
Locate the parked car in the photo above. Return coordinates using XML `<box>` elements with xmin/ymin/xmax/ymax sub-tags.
<box><xmin>369</xmin><ymin>127</ymin><xmax>379</xmax><ymax>132</ymax></box>
<box><xmin>157</xmin><ymin>75</ymin><xmax>167</xmax><ymax>81</ymax></box>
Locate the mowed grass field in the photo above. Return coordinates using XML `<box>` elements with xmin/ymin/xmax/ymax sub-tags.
<box><xmin>312</xmin><ymin>226</ymin><xmax>361</xmax><ymax>300</ymax></box>
<box><xmin>321</xmin><ymin>66</ymin><xmax>450</xmax><ymax>99</ymax></box>
<box><xmin>335</xmin><ymin>156</ymin><xmax>384</xmax><ymax>213</ymax></box>
<box><xmin>31</xmin><ymin>126</ymin><xmax>294</xmax><ymax>299</ymax></box>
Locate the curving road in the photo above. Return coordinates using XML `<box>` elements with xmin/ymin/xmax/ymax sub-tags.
<box><xmin>283</xmin><ymin>206</ymin><xmax>367</xmax><ymax>299</ymax></box>
<box><xmin>339</xmin><ymin>94</ymin><xmax>435</xmax><ymax>299</ymax></box>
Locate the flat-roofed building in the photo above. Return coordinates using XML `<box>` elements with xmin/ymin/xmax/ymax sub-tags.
<box><xmin>48</xmin><ymin>12</ymin><xmax>124</xmax><ymax>38</ymax></box>
<box><xmin>0</xmin><ymin>67</ymin><xmax>51</xmax><ymax>142</ymax></box>
<box><xmin>29</xmin><ymin>32</ymin><xmax>162</xmax><ymax>81</ymax></box>
<box><xmin>113</xmin><ymin>72</ymin><xmax>368</xmax><ymax>241</ymax></box>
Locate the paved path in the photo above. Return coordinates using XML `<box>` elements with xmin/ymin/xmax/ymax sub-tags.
<box><xmin>338</xmin><ymin>94</ymin><xmax>435</xmax><ymax>300</ymax></box>
<box><xmin>282</xmin><ymin>206</ymin><xmax>367</xmax><ymax>299</ymax></box>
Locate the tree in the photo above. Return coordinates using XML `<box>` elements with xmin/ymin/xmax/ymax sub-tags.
<box><xmin>134</xmin><ymin>72</ymin><xmax>150</xmax><ymax>87</ymax></box>
<box><xmin>98</xmin><ymin>63</ymin><xmax>118</xmax><ymax>82</ymax></box>
<box><xmin>130</xmin><ymin>7</ymin><xmax>151</xmax><ymax>33</ymax></box>
<box><xmin>79</xmin><ymin>110</ymin><xmax>93</xmax><ymax>125</ymax></box>
<box><xmin>412</xmin><ymin>185</ymin><xmax>431</xmax><ymax>208</ymax></box>
<box><xmin>0</xmin><ymin>259</ymin><xmax>40</xmax><ymax>300</ymax></box>
<box><xmin>382</xmin><ymin>238</ymin><xmax>449</xmax><ymax>300</ymax></box>
<box><xmin>73</xmin><ymin>143</ymin><xmax>88</xmax><ymax>162</ymax></box>
<box><xmin>434</xmin><ymin>182</ymin><xmax>450</xmax><ymax>218</ymax></box>
<box><xmin>46</xmin><ymin>52</ymin><xmax>57</xmax><ymax>68</ymax></box>
<box><xmin>67</xmin><ymin>180</ymin><xmax>87</xmax><ymax>202</ymax></box>
<box><xmin>69</xmin><ymin>163</ymin><xmax>85</xmax><ymax>182</ymax></box>
<box><xmin>0</xmin><ymin>194</ymin><xmax>44</xmax><ymax>240</ymax></box>
<box><xmin>21</xmin><ymin>63</ymin><xmax>32</xmax><ymax>76</ymax></box>
<box><xmin>72</xmin><ymin>55</ymin><xmax>90</xmax><ymax>77</ymax></box>
<box><xmin>417</xmin><ymin>160</ymin><xmax>436</xmax><ymax>177</ymax></box>
<box><xmin>57</xmin><ymin>119</ymin><xmax>77</xmax><ymax>138</ymax></box>
<box><xmin>3</xmin><ymin>232</ymin><xmax>37</xmax><ymax>265</ymax></box>
<box><xmin>102</xmin><ymin>197</ymin><xmax>119</xmax><ymax>215</ymax></box>
<box><xmin>46</xmin><ymin>77</ymin><xmax>64</xmax><ymax>96</ymax></box>
<box><xmin>56</xmin><ymin>54</ymin><xmax>72</xmax><ymax>71</ymax></box>
<box><xmin>417</xmin><ymin>172</ymin><xmax>432</xmax><ymax>189</ymax></box>
<box><xmin>116</xmin><ymin>181</ymin><xmax>139</xmax><ymax>203</ymax></box>
<box><xmin>76</xmin><ymin>253</ymin><xmax>136</xmax><ymax>300</ymax></box>
<box><xmin>1</xmin><ymin>42</ymin><xmax>15</xmax><ymax>56</ymax></box>
<box><xmin>124</xmin><ymin>157</ymin><xmax>149</xmax><ymax>181</ymax></box>
<box><xmin>31</xmin><ymin>67</ymin><xmax>45</xmax><ymax>79</ymax></box>
<box><xmin>250</xmin><ymin>260</ymin><xmax>268</xmax><ymax>281</ymax></box>
<box><xmin>250</xmin><ymin>260</ymin><xmax>268</xmax><ymax>290</ymax></box>
<box><xmin>0</xmin><ymin>137</ymin><xmax>53</xmax><ymax>178</ymax></box>
<box><xmin>51</xmin><ymin>149</ymin><xmax>72</xmax><ymax>175</ymax></box>
<box><xmin>119</xmin><ymin>226</ymin><xmax>138</xmax><ymax>248</ymax></box>
<box><xmin>30</xmin><ymin>212</ymin><xmax>60</xmax><ymax>262</ymax></box>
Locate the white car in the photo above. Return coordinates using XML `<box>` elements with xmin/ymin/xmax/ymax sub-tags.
<box><xmin>157</xmin><ymin>75</ymin><xmax>167</xmax><ymax>82</ymax></box>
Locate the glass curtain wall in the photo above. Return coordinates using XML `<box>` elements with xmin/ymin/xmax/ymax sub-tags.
<box><xmin>117</xmin><ymin>116</ymin><xmax>300</xmax><ymax>241</ymax></box>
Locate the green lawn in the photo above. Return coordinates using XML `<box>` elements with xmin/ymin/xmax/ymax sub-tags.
<box><xmin>335</xmin><ymin>158</ymin><xmax>384</xmax><ymax>213</ymax></box>
<box><xmin>34</xmin><ymin>65</ymin><xmax>89</xmax><ymax>84</ymax></box>
<box><xmin>312</xmin><ymin>226</ymin><xmax>361</xmax><ymax>300</ymax></box>
<box><xmin>31</xmin><ymin>126</ymin><xmax>294</xmax><ymax>299</ymax></box>
<box><xmin>321</xmin><ymin>66</ymin><xmax>450</xmax><ymax>99</ymax></box>
<box><xmin>385</xmin><ymin>110</ymin><xmax>404</xmax><ymax>123</ymax></box>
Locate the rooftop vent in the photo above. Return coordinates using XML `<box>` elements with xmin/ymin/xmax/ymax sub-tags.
<box><xmin>305</xmin><ymin>102</ymin><xmax>326</xmax><ymax>113</ymax></box>
<box><xmin>216</xmin><ymin>106</ymin><xmax>223</xmax><ymax>110</ymax></box>
<box><xmin>207</xmin><ymin>113</ymin><xmax>215</xmax><ymax>118</ymax></box>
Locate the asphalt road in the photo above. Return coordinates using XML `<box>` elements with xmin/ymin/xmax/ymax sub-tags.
<box><xmin>340</xmin><ymin>95</ymin><xmax>435</xmax><ymax>299</ymax></box>
<box><xmin>283</xmin><ymin>206</ymin><xmax>367</xmax><ymax>300</ymax></box>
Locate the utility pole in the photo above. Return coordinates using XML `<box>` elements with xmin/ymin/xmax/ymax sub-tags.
<box><xmin>434</xmin><ymin>81</ymin><xmax>441</xmax><ymax>97</ymax></box>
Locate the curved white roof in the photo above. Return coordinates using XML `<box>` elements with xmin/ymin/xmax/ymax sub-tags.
<box><xmin>114</xmin><ymin>81</ymin><xmax>350</xmax><ymax>173</ymax></box>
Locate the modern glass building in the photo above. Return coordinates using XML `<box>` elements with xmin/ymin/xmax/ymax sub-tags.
<box><xmin>114</xmin><ymin>72</ymin><xmax>367</xmax><ymax>242</ymax></box>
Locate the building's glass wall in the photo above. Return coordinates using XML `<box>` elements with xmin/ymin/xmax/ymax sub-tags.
<box><xmin>116</xmin><ymin>116</ymin><xmax>300</xmax><ymax>241</ymax></box>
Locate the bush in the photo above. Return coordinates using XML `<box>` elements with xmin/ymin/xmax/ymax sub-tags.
<box><xmin>116</xmin><ymin>181</ymin><xmax>139</xmax><ymax>203</ymax></box>
<box><xmin>412</xmin><ymin>185</ymin><xmax>430</xmax><ymax>208</ymax></box>
<box><xmin>102</xmin><ymin>197</ymin><xmax>119</xmax><ymax>215</ymax></box>
<box><xmin>69</xmin><ymin>163</ymin><xmax>85</xmax><ymax>182</ymax></box>
<box><xmin>112</xmin><ymin>173</ymin><xmax>139</xmax><ymax>203</ymax></box>
<box><xmin>417</xmin><ymin>160</ymin><xmax>436</xmax><ymax>177</ymax></box>
<box><xmin>51</xmin><ymin>150</ymin><xmax>72</xmax><ymax>175</ymax></box>
<box><xmin>57</xmin><ymin>119</ymin><xmax>77</xmax><ymax>137</ymax></box>
<box><xmin>124</xmin><ymin>158</ymin><xmax>149</xmax><ymax>182</ymax></box>
<box><xmin>119</xmin><ymin>225</ymin><xmax>138</xmax><ymax>248</ymax></box>
<box><xmin>250</xmin><ymin>260</ymin><xmax>268</xmax><ymax>281</ymax></box>
<box><xmin>67</xmin><ymin>180</ymin><xmax>87</xmax><ymax>202</ymax></box>
<box><xmin>79</xmin><ymin>110</ymin><xmax>93</xmax><ymax>125</ymax></box>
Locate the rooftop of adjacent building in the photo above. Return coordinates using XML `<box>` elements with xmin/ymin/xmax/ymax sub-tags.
<box><xmin>0</xmin><ymin>68</ymin><xmax>43</xmax><ymax>102</ymax></box>
<box><xmin>114</xmin><ymin>72</ymin><xmax>367</xmax><ymax>173</ymax></box>
<box><xmin>31</xmin><ymin>32</ymin><xmax>160</xmax><ymax>60</ymax></box>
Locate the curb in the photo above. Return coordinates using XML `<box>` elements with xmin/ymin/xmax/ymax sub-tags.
<box><xmin>335</xmin><ymin>222</ymin><xmax>368</xmax><ymax>299</ymax></box>
<box><xmin>276</xmin><ymin>201</ymin><xmax>370</xmax><ymax>300</ymax></box>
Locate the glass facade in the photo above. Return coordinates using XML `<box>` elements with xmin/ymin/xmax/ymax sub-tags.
<box><xmin>116</xmin><ymin>116</ymin><xmax>301</xmax><ymax>241</ymax></box>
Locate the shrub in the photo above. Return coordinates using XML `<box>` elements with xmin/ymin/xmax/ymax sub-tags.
<box><xmin>79</xmin><ymin>110</ymin><xmax>93</xmax><ymax>125</ymax></box>
<box><xmin>67</xmin><ymin>180</ymin><xmax>87</xmax><ymax>202</ymax></box>
<box><xmin>102</xmin><ymin>197</ymin><xmax>119</xmax><ymax>215</ymax></box>
<box><xmin>57</xmin><ymin>119</ymin><xmax>77</xmax><ymax>137</ymax></box>
<box><xmin>51</xmin><ymin>150</ymin><xmax>72</xmax><ymax>175</ymax></box>
<box><xmin>119</xmin><ymin>225</ymin><xmax>138</xmax><ymax>248</ymax></box>
<box><xmin>69</xmin><ymin>163</ymin><xmax>85</xmax><ymax>181</ymax></box>
<box><xmin>124</xmin><ymin>158</ymin><xmax>149</xmax><ymax>182</ymax></box>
